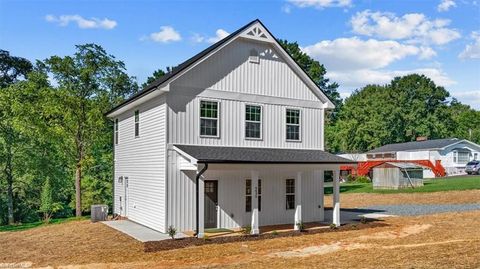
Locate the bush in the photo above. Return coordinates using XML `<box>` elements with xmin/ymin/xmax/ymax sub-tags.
<box><xmin>271</xmin><ymin>230</ymin><xmax>278</xmax><ymax>236</ymax></box>
<box><xmin>329</xmin><ymin>223</ymin><xmax>338</xmax><ymax>229</ymax></box>
<box><xmin>39</xmin><ymin>178</ymin><xmax>63</xmax><ymax>224</ymax></box>
<box><xmin>346</xmin><ymin>174</ymin><xmax>356</xmax><ymax>182</ymax></box>
<box><xmin>167</xmin><ymin>225</ymin><xmax>177</xmax><ymax>240</ymax></box>
<box><xmin>360</xmin><ymin>216</ymin><xmax>368</xmax><ymax>224</ymax></box>
<box><xmin>241</xmin><ymin>225</ymin><xmax>252</xmax><ymax>235</ymax></box>
<box><xmin>355</xmin><ymin>176</ymin><xmax>371</xmax><ymax>183</ymax></box>
<box><xmin>296</xmin><ymin>221</ymin><xmax>306</xmax><ymax>232</ymax></box>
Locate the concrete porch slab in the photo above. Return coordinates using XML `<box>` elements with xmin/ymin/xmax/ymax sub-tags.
<box><xmin>102</xmin><ymin>220</ymin><xmax>187</xmax><ymax>242</ymax></box>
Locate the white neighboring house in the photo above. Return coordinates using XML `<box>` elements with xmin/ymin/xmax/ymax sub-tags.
<box><xmin>364</xmin><ymin>138</ymin><xmax>480</xmax><ymax>178</ymax></box>
<box><xmin>106</xmin><ymin>19</ymin><xmax>353</xmax><ymax>237</ymax></box>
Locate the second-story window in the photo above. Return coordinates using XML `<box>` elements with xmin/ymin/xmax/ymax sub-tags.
<box><xmin>115</xmin><ymin>119</ymin><xmax>119</xmax><ymax>144</ymax></box>
<box><xmin>200</xmin><ymin>100</ymin><xmax>219</xmax><ymax>137</ymax></box>
<box><xmin>286</xmin><ymin>108</ymin><xmax>301</xmax><ymax>141</ymax></box>
<box><xmin>134</xmin><ymin>110</ymin><xmax>139</xmax><ymax>137</ymax></box>
<box><xmin>245</xmin><ymin>105</ymin><xmax>262</xmax><ymax>139</ymax></box>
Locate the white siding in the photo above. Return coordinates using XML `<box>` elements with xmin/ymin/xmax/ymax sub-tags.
<box><xmin>172</xmin><ymin>39</ymin><xmax>320</xmax><ymax>102</ymax></box>
<box><xmin>167</xmin><ymin>159</ymin><xmax>327</xmax><ymax>231</ymax></box>
<box><xmin>167</xmin><ymin>97</ymin><xmax>324</xmax><ymax>149</ymax></box>
<box><xmin>114</xmin><ymin>95</ymin><xmax>167</xmax><ymax>232</ymax></box>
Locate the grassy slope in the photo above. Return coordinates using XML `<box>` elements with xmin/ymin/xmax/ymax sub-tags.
<box><xmin>325</xmin><ymin>175</ymin><xmax>480</xmax><ymax>194</ymax></box>
<box><xmin>0</xmin><ymin>216</ymin><xmax>89</xmax><ymax>232</ymax></box>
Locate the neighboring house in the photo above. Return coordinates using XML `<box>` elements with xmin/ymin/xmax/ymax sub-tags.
<box><xmin>106</xmin><ymin>19</ymin><xmax>353</xmax><ymax>237</ymax></box>
<box><xmin>340</xmin><ymin>138</ymin><xmax>480</xmax><ymax>178</ymax></box>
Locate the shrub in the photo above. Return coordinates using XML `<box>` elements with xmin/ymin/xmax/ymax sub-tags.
<box><xmin>39</xmin><ymin>178</ymin><xmax>63</xmax><ymax>224</ymax></box>
<box><xmin>241</xmin><ymin>225</ymin><xmax>252</xmax><ymax>235</ymax></box>
<box><xmin>296</xmin><ymin>221</ymin><xmax>306</xmax><ymax>232</ymax></box>
<box><xmin>271</xmin><ymin>230</ymin><xmax>279</xmax><ymax>236</ymax></box>
<box><xmin>167</xmin><ymin>225</ymin><xmax>177</xmax><ymax>240</ymax></box>
<box><xmin>329</xmin><ymin>223</ymin><xmax>338</xmax><ymax>229</ymax></box>
<box><xmin>346</xmin><ymin>174</ymin><xmax>356</xmax><ymax>182</ymax></box>
<box><xmin>355</xmin><ymin>176</ymin><xmax>371</xmax><ymax>183</ymax></box>
<box><xmin>360</xmin><ymin>216</ymin><xmax>368</xmax><ymax>224</ymax></box>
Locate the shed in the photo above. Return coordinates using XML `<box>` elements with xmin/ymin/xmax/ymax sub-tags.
<box><xmin>372</xmin><ymin>162</ymin><xmax>424</xmax><ymax>190</ymax></box>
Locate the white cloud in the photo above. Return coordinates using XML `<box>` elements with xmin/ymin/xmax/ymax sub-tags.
<box><xmin>287</xmin><ymin>0</ymin><xmax>352</xmax><ymax>9</ymax></box>
<box><xmin>302</xmin><ymin>37</ymin><xmax>434</xmax><ymax>71</ymax></box>
<box><xmin>146</xmin><ymin>26</ymin><xmax>181</xmax><ymax>43</ymax></box>
<box><xmin>459</xmin><ymin>31</ymin><xmax>480</xmax><ymax>59</ymax></box>
<box><xmin>45</xmin><ymin>14</ymin><xmax>117</xmax><ymax>30</ymax></box>
<box><xmin>437</xmin><ymin>0</ymin><xmax>456</xmax><ymax>12</ymax></box>
<box><xmin>350</xmin><ymin>10</ymin><xmax>460</xmax><ymax>45</ymax></box>
<box><xmin>451</xmin><ymin>90</ymin><xmax>480</xmax><ymax>109</ymax></box>
<box><xmin>282</xmin><ymin>4</ymin><xmax>292</xmax><ymax>13</ymax></box>
<box><xmin>192</xmin><ymin>29</ymin><xmax>230</xmax><ymax>44</ymax></box>
<box><xmin>206</xmin><ymin>29</ymin><xmax>229</xmax><ymax>43</ymax></box>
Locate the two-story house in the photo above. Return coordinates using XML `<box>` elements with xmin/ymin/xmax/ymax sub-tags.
<box><xmin>106</xmin><ymin>19</ymin><xmax>353</xmax><ymax>237</ymax></box>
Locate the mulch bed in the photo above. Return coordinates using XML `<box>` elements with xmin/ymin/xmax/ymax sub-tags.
<box><xmin>144</xmin><ymin>220</ymin><xmax>386</xmax><ymax>252</ymax></box>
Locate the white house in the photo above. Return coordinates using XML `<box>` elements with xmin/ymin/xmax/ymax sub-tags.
<box><xmin>106</xmin><ymin>19</ymin><xmax>353</xmax><ymax>237</ymax></box>
<box><xmin>362</xmin><ymin>138</ymin><xmax>480</xmax><ymax>178</ymax></box>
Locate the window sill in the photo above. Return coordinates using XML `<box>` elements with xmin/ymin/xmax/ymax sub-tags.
<box><xmin>200</xmin><ymin>135</ymin><xmax>221</xmax><ymax>139</ymax></box>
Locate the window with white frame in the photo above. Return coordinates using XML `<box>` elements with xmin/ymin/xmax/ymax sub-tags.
<box><xmin>115</xmin><ymin>119</ymin><xmax>119</xmax><ymax>145</ymax></box>
<box><xmin>286</xmin><ymin>178</ymin><xmax>295</xmax><ymax>210</ymax></box>
<box><xmin>286</xmin><ymin>109</ymin><xmax>300</xmax><ymax>141</ymax></box>
<box><xmin>200</xmin><ymin>100</ymin><xmax>219</xmax><ymax>137</ymax></box>
<box><xmin>474</xmin><ymin>153</ymin><xmax>478</xmax><ymax>160</ymax></box>
<box><xmin>245</xmin><ymin>105</ymin><xmax>262</xmax><ymax>139</ymax></box>
<box><xmin>134</xmin><ymin>110</ymin><xmax>139</xmax><ymax>137</ymax></box>
<box><xmin>246</xmin><ymin>179</ymin><xmax>261</xmax><ymax>212</ymax></box>
<box><xmin>457</xmin><ymin>151</ymin><xmax>470</xmax><ymax>164</ymax></box>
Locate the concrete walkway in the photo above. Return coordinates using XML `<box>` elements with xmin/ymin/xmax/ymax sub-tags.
<box><xmin>102</xmin><ymin>220</ymin><xmax>186</xmax><ymax>242</ymax></box>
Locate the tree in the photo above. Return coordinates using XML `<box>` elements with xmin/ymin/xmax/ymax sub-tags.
<box><xmin>0</xmin><ymin>50</ymin><xmax>33</xmax><ymax>224</ymax></box>
<box><xmin>329</xmin><ymin>74</ymin><xmax>453</xmax><ymax>152</ymax></box>
<box><xmin>141</xmin><ymin>68</ymin><xmax>167</xmax><ymax>88</ymax></box>
<box><xmin>448</xmin><ymin>99</ymin><xmax>480</xmax><ymax>144</ymax></box>
<box><xmin>0</xmin><ymin>50</ymin><xmax>33</xmax><ymax>88</ymax></box>
<box><xmin>43</xmin><ymin>44</ymin><xmax>137</xmax><ymax>217</ymax></box>
<box><xmin>278</xmin><ymin>40</ymin><xmax>342</xmax><ymax>110</ymax></box>
<box><xmin>39</xmin><ymin>178</ymin><xmax>62</xmax><ymax>223</ymax></box>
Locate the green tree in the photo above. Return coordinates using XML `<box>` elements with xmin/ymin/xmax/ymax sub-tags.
<box><xmin>0</xmin><ymin>50</ymin><xmax>33</xmax><ymax>88</ymax></box>
<box><xmin>39</xmin><ymin>178</ymin><xmax>62</xmax><ymax>223</ymax></box>
<box><xmin>43</xmin><ymin>44</ymin><xmax>137</xmax><ymax>216</ymax></box>
<box><xmin>141</xmin><ymin>68</ymin><xmax>167</xmax><ymax>88</ymax></box>
<box><xmin>448</xmin><ymin>99</ymin><xmax>480</xmax><ymax>144</ymax></box>
<box><xmin>278</xmin><ymin>40</ymin><xmax>342</xmax><ymax>110</ymax></box>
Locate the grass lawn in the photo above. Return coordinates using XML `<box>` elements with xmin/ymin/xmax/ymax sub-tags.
<box><xmin>0</xmin><ymin>216</ymin><xmax>89</xmax><ymax>232</ymax></box>
<box><xmin>325</xmin><ymin>175</ymin><xmax>480</xmax><ymax>194</ymax></box>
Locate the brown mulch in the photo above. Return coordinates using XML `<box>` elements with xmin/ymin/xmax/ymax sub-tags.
<box><xmin>144</xmin><ymin>219</ymin><xmax>383</xmax><ymax>252</ymax></box>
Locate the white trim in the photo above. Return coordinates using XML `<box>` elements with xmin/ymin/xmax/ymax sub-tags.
<box><xmin>171</xmin><ymin>145</ymin><xmax>198</xmax><ymax>165</ymax></box>
<box><xmin>244</xmin><ymin>103</ymin><xmax>263</xmax><ymax>140</ymax></box>
<box><xmin>285</xmin><ymin>107</ymin><xmax>302</xmax><ymax>142</ymax></box>
<box><xmin>199</xmin><ymin>99</ymin><xmax>221</xmax><ymax>139</ymax></box>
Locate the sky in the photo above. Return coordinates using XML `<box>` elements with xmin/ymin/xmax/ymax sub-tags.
<box><xmin>1</xmin><ymin>0</ymin><xmax>479</xmax><ymax>109</ymax></box>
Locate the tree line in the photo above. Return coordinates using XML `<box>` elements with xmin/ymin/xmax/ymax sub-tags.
<box><xmin>1</xmin><ymin>41</ymin><xmax>478</xmax><ymax>225</ymax></box>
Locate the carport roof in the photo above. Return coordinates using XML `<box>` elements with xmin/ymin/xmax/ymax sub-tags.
<box><xmin>174</xmin><ymin>145</ymin><xmax>354</xmax><ymax>164</ymax></box>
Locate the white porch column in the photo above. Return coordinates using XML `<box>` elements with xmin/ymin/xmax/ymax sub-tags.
<box><xmin>332</xmin><ymin>169</ymin><xmax>341</xmax><ymax>227</ymax></box>
<box><xmin>197</xmin><ymin>176</ymin><xmax>205</xmax><ymax>238</ymax></box>
<box><xmin>250</xmin><ymin>170</ymin><xmax>260</xmax><ymax>235</ymax></box>
<box><xmin>294</xmin><ymin>171</ymin><xmax>302</xmax><ymax>230</ymax></box>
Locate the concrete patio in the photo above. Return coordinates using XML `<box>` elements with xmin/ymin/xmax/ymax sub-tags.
<box><xmin>102</xmin><ymin>220</ymin><xmax>186</xmax><ymax>242</ymax></box>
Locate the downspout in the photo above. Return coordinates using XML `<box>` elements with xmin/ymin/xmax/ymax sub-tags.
<box><xmin>194</xmin><ymin>163</ymin><xmax>208</xmax><ymax>237</ymax></box>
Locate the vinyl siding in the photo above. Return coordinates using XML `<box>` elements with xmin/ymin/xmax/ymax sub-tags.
<box><xmin>114</xmin><ymin>94</ymin><xmax>167</xmax><ymax>232</ymax></box>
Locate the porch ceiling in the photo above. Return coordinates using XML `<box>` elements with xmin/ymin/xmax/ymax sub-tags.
<box><xmin>173</xmin><ymin>144</ymin><xmax>354</xmax><ymax>164</ymax></box>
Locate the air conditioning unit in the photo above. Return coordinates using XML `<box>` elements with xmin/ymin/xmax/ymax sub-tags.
<box><xmin>91</xmin><ymin>204</ymin><xmax>108</xmax><ymax>222</ymax></box>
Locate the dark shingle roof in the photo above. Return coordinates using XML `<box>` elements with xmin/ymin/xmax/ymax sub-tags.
<box><xmin>174</xmin><ymin>145</ymin><xmax>354</xmax><ymax>164</ymax></box>
<box><xmin>367</xmin><ymin>138</ymin><xmax>460</xmax><ymax>154</ymax></box>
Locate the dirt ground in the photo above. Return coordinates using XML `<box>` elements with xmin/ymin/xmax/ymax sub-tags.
<box><xmin>1</xmin><ymin>192</ymin><xmax>480</xmax><ymax>269</ymax></box>
<box><xmin>324</xmin><ymin>189</ymin><xmax>480</xmax><ymax>208</ymax></box>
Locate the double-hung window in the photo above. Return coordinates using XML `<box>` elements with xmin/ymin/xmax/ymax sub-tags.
<box><xmin>134</xmin><ymin>110</ymin><xmax>140</xmax><ymax>137</ymax></box>
<box><xmin>246</xmin><ymin>179</ymin><xmax>262</xmax><ymax>212</ymax></box>
<box><xmin>286</xmin><ymin>179</ymin><xmax>295</xmax><ymax>210</ymax></box>
<box><xmin>115</xmin><ymin>119</ymin><xmax>119</xmax><ymax>145</ymax></box>
<box><xmin>245</xmin><ymin>105</ymin><xmax>262</xmax><ymax>139</ymax></box>
<box><xmin>200</xmin><ymin>100</ymin><xmax>219</xmax><ymax>137</ymax></box>
<box><xmin>457</xmin><ymin>151</ymin><xmax>470</xmax><ymax>164</ymax></box>
<box><xmin>286</xmin><ymin>109</ymin><xmax>301</xmax><ymax>141</ymax></box>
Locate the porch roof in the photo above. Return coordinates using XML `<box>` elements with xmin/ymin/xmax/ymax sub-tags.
<box><xmin>174</xmin><ymin>145</ymin><xmax>355</xmax><ymax>164</ymax></box>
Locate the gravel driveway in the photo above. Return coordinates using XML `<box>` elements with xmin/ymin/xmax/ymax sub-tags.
<box><xmin>358</xmin><ymin>203</ymin><xmax>480</xmax><ymax>216</ymax></box>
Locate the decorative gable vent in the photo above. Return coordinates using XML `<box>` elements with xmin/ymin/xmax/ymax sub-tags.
<box><xmin>249</xmin><ymin>49</ymin><xmax>259</xmax><ymax>63</ymax></box>
<box><xmin>246</xmin><ymin>26</ymin><xmax>268</xmax><ymax>39</ymax></box>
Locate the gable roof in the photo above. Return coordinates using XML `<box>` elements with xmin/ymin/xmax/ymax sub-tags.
<box><xmin>174</xmin><ymin>144</ymin><xmax>354</xmax><ymax>164</ymax></box>
<box><xmin>367</xmin><ymin>138</ymin><xmax>463</xmax><ymax>154</ymax></box>
<box><xmin>106</xmin><ymin>19</ymin><xmax>334</xmax><ymax>117</ymax></box>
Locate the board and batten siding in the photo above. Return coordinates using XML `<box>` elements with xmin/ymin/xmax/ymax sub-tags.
<box><xmin>167</xmin><ymin>158</ymin><xmax>326</xmax><ymax>231</ymax></box>
<box><xmin>114</xmin><ymin>94</ymin><xmax>167</xmax><ymax>232</ymax></box>
<box><xmin>167</xmin><ymin>96</ymin><xmax>324</xmax><ymax>149</ymax></box>
<box><xmin>172</xmin><ymin>38</ymin><xmax>320</xmax><ymax>102</ymax></box>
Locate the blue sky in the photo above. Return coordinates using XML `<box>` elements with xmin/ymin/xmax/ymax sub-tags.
<box><xmin>1</xmin><ymin>0</ymin><xmax>479</xmax><ymax>109</ymax></box>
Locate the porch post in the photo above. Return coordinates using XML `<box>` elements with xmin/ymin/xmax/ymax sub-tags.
<box><xmin>198</xmin><ymin>175</ymin><xmax>205</xmax><ymax>238</ymax></box>
<box><xmin>251</xmin><ymin>170</ymin><xmax>260</xmax><ymax>235</ymax></box>
<box><xmin>294</xmin><ymin>171</ymin><xmax>302</xmax><ymax>230</ymax></box>
<box><xmin>332</xmin><ymin>169</ymin><xmax>341</xmax><ymax>227</ymax></box>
